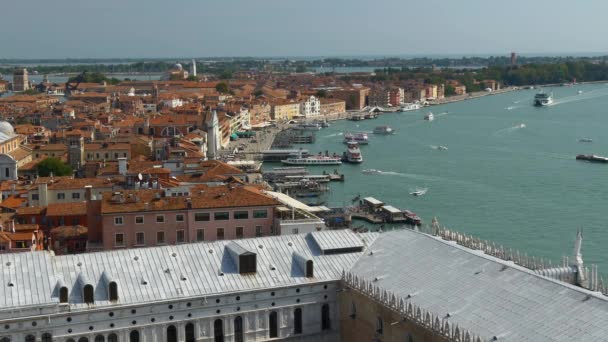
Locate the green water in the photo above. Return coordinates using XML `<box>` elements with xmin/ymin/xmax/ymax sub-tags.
<box><xmin>267</xmin><ymin>84</ymin><xmax>608</xmax><ymax>269</ymax></box>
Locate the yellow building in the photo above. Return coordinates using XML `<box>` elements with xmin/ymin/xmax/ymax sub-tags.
<box><xmin>271</xmin><ymin>99</ymin><xmax>300</xmax><ymax>121</ymax></box>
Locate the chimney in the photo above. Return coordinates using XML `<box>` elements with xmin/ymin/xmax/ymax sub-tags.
<box><xmin>118</xmin><ymin>158</ymin><xmax>127</xmax><ymax>176</ymax></box>
<box><xmin>37</xmin><ymin>182</ymin><xmax>48</xmax><ymax>207</ymax></box>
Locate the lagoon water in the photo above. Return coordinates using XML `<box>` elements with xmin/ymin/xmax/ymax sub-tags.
<box><xmin>273</xmin><ymin>84</ymin><xmax>608</xmax><ymax>269</ymax></box>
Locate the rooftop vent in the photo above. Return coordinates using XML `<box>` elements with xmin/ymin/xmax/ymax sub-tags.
<box><xmin>310</xmin><ymin>231</ymin><xmax>364</xmax><ymax>255</ymax></box>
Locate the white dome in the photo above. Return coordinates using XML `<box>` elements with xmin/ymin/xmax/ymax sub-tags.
<box><xmin>0</xmin><ymin>121</ymin><xmax>14</xmax><ymax>136</ymax></box>
<box><xmin>173</xmin><ymin>63</ymin><xmax>183</xmax><ymax>71</ymax></box>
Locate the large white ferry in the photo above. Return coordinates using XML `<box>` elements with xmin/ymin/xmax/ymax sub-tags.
<box><xmin>534</xmin><ymin>92</ymin><xmax>553</xmax><ymax>106</ymax></box>
<box><xmin>342</xmin><ymin>142</ymin><xmax>363</xmax><ymax>163</ymax></box>
<box><xmin>400</xmin><ymin>103</ymin><xmax>422</xmax><ymax>112</ymax></box>
<box><xmin>344</xmin><ymin>132</ymin><xmax>369</xmax><ymax>144</ymax></box>
<box><xmin>281</xmin><ymin>151</ymin><xmax>342</xmax><ymax>165</ymax></box>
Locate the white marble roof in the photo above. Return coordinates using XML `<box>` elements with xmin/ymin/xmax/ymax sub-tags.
<box><xmin>349</xmin><ymin>229</ymin><xmax>608</xmax><ymax>342</ymax></box>
<box><xmin>0</xmin><ymin>230</ymin><xmax>377</xmax><ymax>317</ymax></box>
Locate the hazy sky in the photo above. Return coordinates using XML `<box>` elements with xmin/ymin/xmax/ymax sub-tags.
<box><xmin>2</xmin><ymin>0</ymin><xmax>607</xmax><ymax>58</ymax></box>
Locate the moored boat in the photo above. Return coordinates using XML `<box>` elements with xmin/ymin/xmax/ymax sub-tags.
<box><xmin>281</xmin><ymin>151</ymin><xmax>342</xmax><ymax>165</ymax></box>
<box><xmin>400</xmin><ymin>103</ymin><xmax>422</xmax><ymax>112</ymax></box>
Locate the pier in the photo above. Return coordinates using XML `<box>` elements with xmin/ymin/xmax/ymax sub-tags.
<box><xmin>318</xmin><ymin>196</ymin><xmax>422</xmax><ymax>228</ymax></box>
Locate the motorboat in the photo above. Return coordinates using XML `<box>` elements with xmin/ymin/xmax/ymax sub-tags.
<box><xmin>424</xmin><ymin>112</ymin><xmax>434</xmax><ymax>121</ymax></box>
<box><xmin>342</xmin><ymin>142</ymin><xmax>363</xmax><ymax>163</ymax></box>
<box><xmin>578</xmin><ymin>90</ymin><xmax>584</xmax><ymax>94</ymax></box>
<box><xmin>579</xmin><ymin>138</ymin><xmax>593</xmax><ymax>143</ymax></box>
<box><xmin>576</xmin><ymin>154</ymin><xmax>608</xmax><ymax>163</ymax></box>
<box><xmin>534</xmin><ymin>92</ymin><xmax>553</xmax><ymax>106</ymax></box>
<box><xmin>438</xmin><ymin>146</ymin><xmax>448</xmax><ymax>151</ymax></box>
<box><xmin>362</xmin><ymin>169</ymin><xmax>383</xmax><ymax>174</ymax></box>
<box><xmin>373</xmin><ymin>126</ymin><xmax>395</xmax><ymax>135</ymax></box>
<box><xmin>344</xmin><ymin>132</ymin><xmax>369</xmax><ymax>144</ymax></box>
<box><xmin>410</xmin><ymin>188</ymin><xmax>428</xmax><ymax>196</ymax></box>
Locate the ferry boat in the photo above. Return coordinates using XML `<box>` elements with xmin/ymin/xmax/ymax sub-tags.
<box><xmin>575</xmin><ymin>154</ymin><xmax>608</xmax><ymax>163</ymax></box>
<box><xmin>400</xmin><ymin>103</ymin><xmax>422</xmax><ymax>112</ymax></box>
<box><xmin>281</xmin><ymin>151</ymin><xmax>342</xmax><ymax>165</ymax></box>
<box><xmin>292</xmin><ymin>122</ymin><xmax>321</xmax><ymax>131</ymax></box>
<box><xmin>534</xmin><ymin>92</ymin><xmax>553</xmax><ymax>106</ymax></box>
<box><xmin>373</xmin><ymin>126</ymin><xmax>395</xmax><ymax>135</ymax></box>
<box><xmin>424</xmin><ymin>112</ymin><xmax>434</xmax><ymax>121</ymax></box>
<box><xmin>344</xmin><ymin>132</ymin><xmax>369</xmax><ymax>144</ymax></box>
<box><xmin>342</xmin><ymin>142</ymin><xmax>363</xmax><ymax>163</ymax></box>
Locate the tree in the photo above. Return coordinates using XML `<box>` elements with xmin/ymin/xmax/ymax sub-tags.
<box><xmin>22</xmin><ymin>89</ymin><xmax>40</xmax><ymax>95</ymax></box>
<box><xmin>186</xmin><ymin>75</ymin><xmax>197</xmax><ymax>81</ymax></box>
<box><xmin>36</xmin><ymin>157</ymin><xmax>73</xmax><ymax>177</ymax></box>
<box><xmin>216</xmin><ymin>82</ymin><xmax>230</xmax><ymax>94</ymax></box>
<box><xmin>316</xmin><ymin>89</ymin><xmax>327</xmax><ymax>98</ymax></box>
<box><xmin>295</xmin><ymin>65</ymin><xmax>307</xmax><ymax>73</ymax></box>
<box><xmin>253</xmin><ymin>90</ymin><xmax>264</xmax><ymax>97</ymax></box>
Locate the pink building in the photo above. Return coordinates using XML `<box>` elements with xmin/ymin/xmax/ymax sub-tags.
<box><xmin>100</xmin><ymin>184</ymin><xmax>280</xmax><ymax>249</ymax></box>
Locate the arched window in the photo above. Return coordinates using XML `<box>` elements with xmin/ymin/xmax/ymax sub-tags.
<box><xmin>108</xmin><ymin>334</ymin><xmax>118</xmax><ymax>342</ymax></box>
<box><xmin>41</xmin><ymin>334</ymin><xmax>52</xmax><ymax>342</ymax></box>
<box><xmin>349</xmin><ymin>302</ymin><xmax>357</xmax><ymax>318</ymax></box>
<box><xmin>78</xmin><ymin>338</ymin><xmax>89</xmax><ymax>342</ymax></box>
<box><xmin>129</xmin><ymin>330</ymin><xmax>139</xmax><ymax>342</ymax></box>
<box><xmin>269</xmin><ymin>311</ymin><xmax>278</xmax><ymax>338</ymax></box>
<box><xmin>185</xmin><ymin>322</ymin><xmax>195</xmax><ymax>342</ymax></box>
<box><xmin>294</xmin><ymin>308</ymin><xmax>303</xmax><ymax>334</ymax></box>
<box><xmin>321</xmin><ymin>304</ymin><xmax>331</xmax><ymax>330</ymax></box>
<box><xmin>376</xmin><ymin>316</ymin><xmax>384</xmax><ymax>335</ymax></box>
<box><xmin>109</xmin><ymin>281</ymin><xmax>118</xmax><ymax>301</ymax></box>
<box><xmin>95</xmin><ymin>335</ymin><xmax>105</xmax><ymax>342</ymax></box>
<box><xmin>234</xmin><ymin>316</ymin><xmax>243</xmax><ymax>342</ymax></box>
<box><xmin>167</xmin><ymin>325</ymin><xmax>177</xmax><ymax>342</ymax></box>
<box><xmin>59</xmin><ymin>286</ymin><xmax>69</xmax><ymax>303</ymax></box>
<box><xmin>25</xmin><ymin>336</ymin><xmax>35</xmax><ymax>342</ymax></box>
<box><xmin>214</xmin><ymin>319</ymin><xmax>224</xmax><ymax>342</ymax></box>
<box><xmin>83</xmin><ymin>284</ymin><xmax>94</xmax><ymax>304</ymax></box>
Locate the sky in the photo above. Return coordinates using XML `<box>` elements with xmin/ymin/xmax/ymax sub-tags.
<box><xmin>2</xmin><ymin>0</ymin><xmax>608</xmax><ymax>59</ymax></box>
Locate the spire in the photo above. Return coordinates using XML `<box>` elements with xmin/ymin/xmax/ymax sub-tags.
<box><xmin>206</xmin><ymin>110</ymin><xmax>219</xmax><ymax>160</ymax></box>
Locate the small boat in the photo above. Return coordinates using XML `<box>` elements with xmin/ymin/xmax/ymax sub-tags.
<box><xmin>362</xmin><ymin>169</ymin><xmax>383</xmax><ymax>174</ymax></box>
<box><xmin>373</xmin><ymin>126</ymin><xmax>395</xmax><ymax>135</ymax></box>
<box><xmin>576</xmin><ymin>154</ymin><xmax>608</xmax><ymax>163</ymax></box>
<box><xmin>578</xmin><ymin>90</ymin><xmax>583</xmax><ymax>94</ymax></box>
<box><xmin>344</xmin><ymin>132</ymin><xmax>369</xmax><ymax>144</ymax></box>
<box><xmin>579</xmin><ymin>138</ymin><xmax>593</xmax><ymax>143</ymax></box>
<box><xmin>410</xmin><ymin>188</ymin><xmax>428</xmax><ymax>196</ymax></box>
<box><xmin>424</xmin><ymin>112</ymin><xmax>434</xmax><ymax>121</ymax></box>
<box><xmin>534</xmin><ymin>91</ymin><xmax>553</xmax><ymax>106</ymax></box>
<box><xmin>437</xmin><ymin>146</ymin><xmax>448</xmax><ymax>151</ymax></box>
<box><xmin>342</xmin><ymin>142</ymin><xmax>363</xmax><ymax>163</ymax></box>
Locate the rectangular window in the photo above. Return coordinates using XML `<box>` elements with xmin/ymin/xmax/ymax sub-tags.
<box><xmin>31</xmin><ymin>194</ymin><xmax>39</xmax><ymax>200</ymax></box>
<box><xmin>156</xmin><ymin>231</ymin><xmax>165</xmax><ymax>244</ymax></box>
<box><xmin>253</xmin><ymin>209</ymin><xmax>268</xmax><ymax>218</ymax></box>
<box><xmin>135</xmin><ymin>216</ymin><xmax>144</xmax><ymax>224</ymax></box>
<box><xmin>195</xmin><ymin>212</ymin><xmax>210</xmax><ymax>222</ymax></box>
<box><xmin>236</xmin><ymin>227</ymin><xmax>244</xmax><ymax>239</ymax></box>
<box><xmin>176</xmin><ymin>214</ymin><xmax>184</xmax><ymax>222</ymax></box>
<box><xmin>156</xmin><ymin>215</ymin><xmax>164</xmax><ymax>223</ymax></box>
<box><xmin>214</xmin><ymin>212</ymin><xmax>229</xmax><ymax>221</ymax></box>
<box><xmin>255</xmin><ymin>226</ymin><xmax>263</xmax><ymax>237</ymax></box>
<box><xmin>234</xmin><ymin>211</ymin><xmax>249</xmax><ymax>220</ymax></box>
<box><xmin>115</xmin><ymin>233</ymin><xmax>124</xmax><ymax>246</ymax></box>
<box><xmin>217</xmin><ymin>228</ymin><xmax>225</xmax><ymax>240</ymax></box>
<box><xmin>72</xmin><ymin>192</ymin><xmax>80</xmax><ymax>199</ymax></box>
<box><xmin>176</xmin><ymin>230</ymin><xmax>185</xmax><ymax>243</ymax></box>
<box><xmin>114</xmin><ymin>216</ymin><xmax>124</xmax><ymax>225</ymax></box>
<box><xmin>292</xmin><ymin>228</ymin><xmax>299</xmax><ymax>234</ymax></box>
<box><xmin>136</xmin><ymin>232</ymin><xmax>145</xmax><ymax>245</ymax></box>
<box><xmin>196</xmin><ymin>229</ymin><xmax>204</xmax><ymax>242</ymax></box>
<box><xmin>57</xmin><ymin>193</ymin><xmax>65</xmax><ymax>200</ymax></box>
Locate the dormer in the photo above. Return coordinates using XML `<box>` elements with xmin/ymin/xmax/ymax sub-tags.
<box><xmin>226</xmin><ymin>242</ymin><xmax>257</xmax><ymax>274</ymax></box>
<box><xmin>77</xmin><ymin>273</ymin><xmax>95</xmax><ymax>304</ymax></box>
<box><xmin>293</xmin><ymin>252</ymin><xmax>314</xmax><ymax>278</ymax></box>
<box><xmin>101</xmin><ymin>270</ymin><xmax>118</xmax><ymax>302</ymax></box>
<box><xmin>56</xmin><ymin>278</ymin><xmax>69</xmax><ymax>304</ymax></box>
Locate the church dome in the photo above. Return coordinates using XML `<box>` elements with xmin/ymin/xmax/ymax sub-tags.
<box><xmin>173</xmin><ymin>63</ymin><xmax>183</xmax><ymax>71</ymax></box>
<box><xmin>0</xmin><ymin>121</ymin><xmax>15</xmax><ymax>136</ymax></box>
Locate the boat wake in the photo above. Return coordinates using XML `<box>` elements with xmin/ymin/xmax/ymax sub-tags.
<box><xmin>493</xmin><ymin>123</ymin><xmax>526</xmax><ymax>136</ymax></box>
<box><xmin>323</xmin><ymin>132</ymin><xmax>343</xmax><ymax>138</ymax></box>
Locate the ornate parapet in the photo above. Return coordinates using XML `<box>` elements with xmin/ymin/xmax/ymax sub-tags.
<box><xmin>341</xmin><ymin>270</ymin><xmax>485</xmax><ymax>342</ymax></box>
